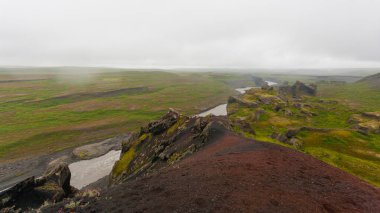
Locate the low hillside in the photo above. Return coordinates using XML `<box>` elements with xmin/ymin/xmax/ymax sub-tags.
<box><xmin>228</xmin><ymin>83</ymin><xmax>380</xmax><ymax>186</ymax></box>
<box><xmin>318</xmin><ymin>73</ymin><xmax>380</xmax><ymax>111</ymax></box>
<box><xmin>39</xmin><ymin>111</ymin><xmax>380</xmax><ymax>213</ymax></box>
<box><xmin>357</xmin><ymin>72</ymin><xmax>380</xmax><ymax>87</ymax></box>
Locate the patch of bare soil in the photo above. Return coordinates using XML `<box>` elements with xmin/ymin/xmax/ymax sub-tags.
<box><xmin>44</xmin><ymin>132</ymin><xmax>380</xmax><ymax>212</ymax></box>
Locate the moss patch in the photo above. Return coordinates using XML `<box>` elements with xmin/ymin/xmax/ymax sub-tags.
<box><xmin>306</xmin><ymin>147</ymin><xmax>380</xmax><ymax>187</ymax></box>
<box><xmin>228</xmin><ymin>86</ymin><xmax>380</xmax><ymax>186</ymax></box>
<box><xmin>112</xmin><ymin>147</ymin><xmax>136</xmax><ymax>178</ymax></box>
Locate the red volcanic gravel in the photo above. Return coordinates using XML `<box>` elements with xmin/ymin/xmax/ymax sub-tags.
<box><xmin>47</xmin><ymin>133</ymin><xmax>380</xmax><ymax>213</ymax></box>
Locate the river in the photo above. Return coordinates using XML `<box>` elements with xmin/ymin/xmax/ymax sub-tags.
<box><xmin>198</xmin><ymin>81</ymin><xmax>277</xmax><ymax>117</ymax></box>
<box><xmin>69</xmin><ymin>82</ymin><xmax>277</xmax><ymax>189</ymax></box>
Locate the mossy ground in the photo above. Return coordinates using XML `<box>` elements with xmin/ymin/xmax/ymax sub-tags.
<box><xmin>228</xmin><ymin>87</ymin><xmax>380</xmax><ymax>187</ymax></box>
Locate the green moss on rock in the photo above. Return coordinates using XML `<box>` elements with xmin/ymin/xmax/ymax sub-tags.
<box><xmin>112</xmin><ymin>147</ymin><xmax>135</xmax><ymax>178</ymax></box>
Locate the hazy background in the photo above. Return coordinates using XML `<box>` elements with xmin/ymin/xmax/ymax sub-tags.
<box><xmin>1</xmin><ymin>0</ymin><xmax>380</xmax><ymax>72</ymax></box>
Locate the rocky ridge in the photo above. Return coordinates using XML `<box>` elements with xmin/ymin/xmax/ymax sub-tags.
<box><xmin>41</xmin><ymin>110</ymin><xmax>380</xmax><ymax>213</ymax></box>
<box><xmin>110</xmin><ymin>108</ymin><xmax>231</xmax><ymax>184</ymax></box>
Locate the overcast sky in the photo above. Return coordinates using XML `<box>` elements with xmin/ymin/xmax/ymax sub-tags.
<box><xmin>0</xmin><ymin>0</ymin><xmax>380</xmax><ymax>69</ymax></box>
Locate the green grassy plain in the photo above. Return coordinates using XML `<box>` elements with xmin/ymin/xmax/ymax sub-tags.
<box><xmin>318</xmin><ymin>82</ymin><xmax>380</xmax><ymax>111</ymax></box>
<box><xmin>0</xmin><ymin>69</ymin><xmax>251</xmax><ymax>162</ymax></box>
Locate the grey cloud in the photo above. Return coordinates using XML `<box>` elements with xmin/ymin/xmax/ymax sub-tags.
<box><xmin>0</xmin><ymin>0</ymin><xmax>380</xmax><ymax>70</ymax></box>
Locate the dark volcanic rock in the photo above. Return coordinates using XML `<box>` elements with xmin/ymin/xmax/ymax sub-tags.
<box><xmin>41</xmin><ymin>161</ymin><xmax>71</xmax><ymax>194</ymax></box>
<box><xmin>110</xmin><ymin>109</ymin><xmax>231</xmax><ymax>185</ymax></box>
<box><xmin>0</xmin><ymin>177</ymin><xmax>35</xmax><ymax>209</ymax></box>
<box><xmin>0</xmin><ymin>162</ymin><xmax>73</xmax><ymax>212</ymax></box>
<box><xmin>251</xmin><ymin>76</ymin><xmax>266</xmax><ymax>87</ymax></box>
<box><xmin>140</xmin><ymin>108</ymin><xmax>180</xmax><ymax>135</ymax></box>
<box><xmin>279</xmin><ymin>81</ymin><xmax>317</xmax><ymax>98</ymax></box>
<box><xmin>233</xmin><ymin>120</ymin><xmax>256</xmax><ymax>135</ymax></box>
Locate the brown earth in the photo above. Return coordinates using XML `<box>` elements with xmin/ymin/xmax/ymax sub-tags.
<box><xmin>43</xmin><ymin>129</ymin><xmax>380</xmax><ymax>213</ymax></box>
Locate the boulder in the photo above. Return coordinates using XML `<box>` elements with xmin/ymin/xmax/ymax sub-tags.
<box><xmin>286</xmin><ymin>128</ymin><xmax>301</xmax><ymax>138</ymax></box>
<box><xmin>233</xmin><ymin>120</ymin><xmax>255</xmax><ymax>135</ymax></box>
<box><xmin>251</xmin><ymin>76</ymin><xmax>266</xmax><ymax>87</ymax></box>
<box><xmin>348</xmin><ymin>113</ymin><xmax>380</xmax><ymax>134</ymax></box>
<box><xmin>347</xmin><ymin>114</ymin><xmax>365</xmax><ymax>124</ymax></box>
<box><xmin>141</xmin><ymin>108</ymin><xmax>180</xmax><ymax>135</ymax></box>
<box><xmin>289</xmin><ymin>138</ymin><xmax>304</xmax><ymax>149</ymax></box>
<box><xmin>279</xmin><ymin>81</ymin><xmax>317</xmax><ymax>98</ymax></box>
<box><xmin>284</xmin><ymin>109</ymin><xmax>293</xmax><ymax>116</ymax></box>
<box><xmin>291</xmin><ymin>81</ymin><xmax>317</xmax><ymax>97</ymax></box>
<box><xmin>271</xmin><ymin>131</ymin><xmax>303</xmax><ymax>149</ymax></box>
<box><xmin>42</xmin><ymin>161</ymin><xmax>71</xmax><ymax>194</ymax></box>
<box><xmin>0</xmin><ymin>161</ymin><xmax>73</xmax><ymax>211</ymax></box>
<box><xmin>362</xmin><ymin>112</ymin><xmax>380</xmax><ymax>120</ymax></box>
<box><xmin>273</xmin><ymin>104</ymin><xmax>282</xmax><ymax>112</ymax></box>
<box><xmin>0</xmin><ymin>177</ymin><xmax>35</xmax><ymax>209</ymax></box>
<box><xmin>252</xmin><ymin>109</ymin><xmax>265</xmax><ymax>121</ymax></box>
<box><xmin>356</xmin><ymin>121</ymin><xmax>380</xmax><ymax>134</ymax></box>
<box><xmin>261</xmin><ymin>82</ymin><xmax>271</xmax><ymax>90</ymax></box>
<box><xmin>257</xmin><ymin>94</ymin><xmax>285</xmax><ymax>106</ymax></box>
<box><xmin>228</xmin><ymin>96</ymin><xmax>258</xmax><ymax>108</ymax></box>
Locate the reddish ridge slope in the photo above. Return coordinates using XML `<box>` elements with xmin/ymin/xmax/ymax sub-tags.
<box><xmin>62</xmin><ymin>131</ymin><xmax>380</xmax><ymax>213</ymax></box>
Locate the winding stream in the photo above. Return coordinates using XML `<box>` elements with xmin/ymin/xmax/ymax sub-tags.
<box><xmin>69</xmin><ymin>82</ymin><xmax>278</xmax><ymax>189</ymax></box>
<box><xmin>198</xmin><ymin>82</ymin><xmax>277</xmax><ymax>117</ymax></box>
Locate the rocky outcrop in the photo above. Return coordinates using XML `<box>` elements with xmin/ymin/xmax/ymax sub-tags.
<box><xmin>251</xmin><ymin>76</ymin><xmax>266</xmax><ymax>87</ymax></box>
<box><xmin>140</xmin><ymin>108</ymin><xmax>180</xmax><ymax>135</ymax></box>
<box><xmin>228</xmin><ymin>96</ymin><xmax>258</xmax><ymax>108</ymax></box>
<box><xmin>110</xmin><ymin>109</ymin><xmax>231</xmax><ymax>185</ymax></box>
<box><xmin>0</xmin><ymin>161</ymin><xmax>73</xmax><ymax>212</ymax></box>
<box><xmin>362</xmin><ymin>112</ymin><xmax>380</xmax><ymax>120</ymax></box>
<box><xmin>348</xmin><ymin>112</ymin><xmax>380</xmax><ymax>134</ymax></box>
<box><xmin>279</xmin><ymin>81</ymin><xmax>317</xmax><ymax>98</ymax></box>
<box><xmin>271</xmin><ymin>132</ymin><xmax>303</xmax><ymax>149</ymax></box>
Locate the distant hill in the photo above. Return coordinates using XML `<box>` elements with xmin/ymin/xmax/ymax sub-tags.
<box><xmin>358</xmin><ymin>72</ymin><xmax>380</xmax><ymax>87</ymax></box>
